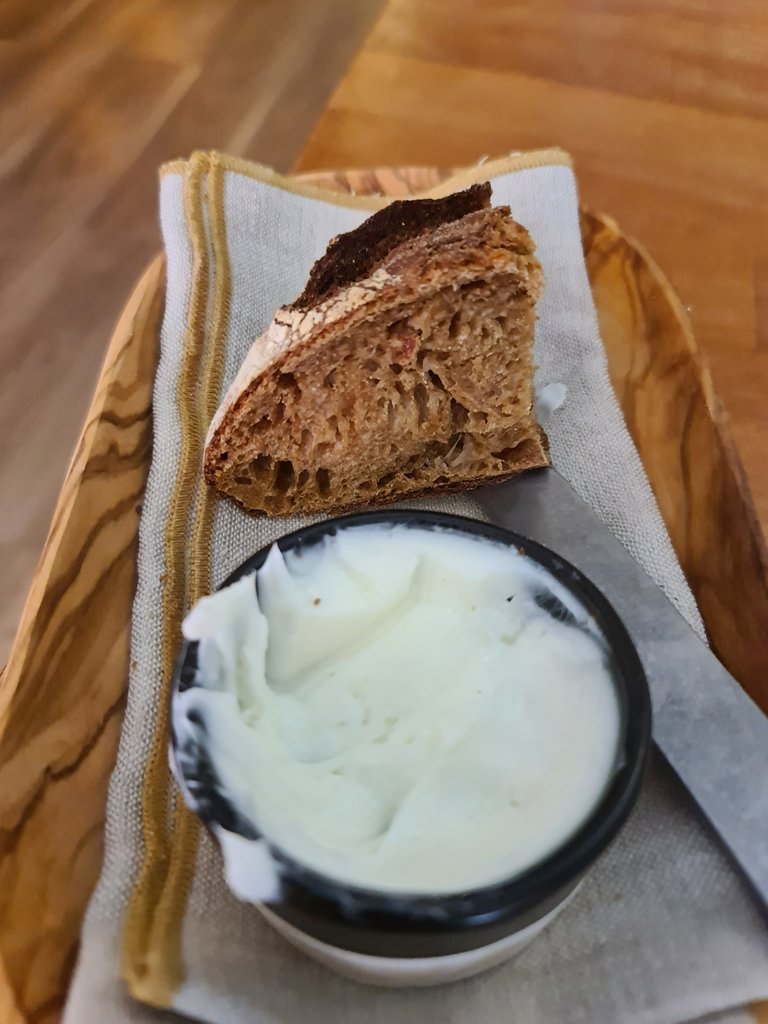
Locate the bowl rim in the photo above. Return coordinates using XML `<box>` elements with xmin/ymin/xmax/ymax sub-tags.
<box><xmin>170</xmin><ymin>509</ymin><xmax>652</xmax><ymax>930</ymax></box>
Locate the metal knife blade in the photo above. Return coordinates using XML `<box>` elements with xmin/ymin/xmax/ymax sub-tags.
<box><xmin>475</xmin><ymin>467</ymin><xmax>768</xmax><ymax>913</ymax></box>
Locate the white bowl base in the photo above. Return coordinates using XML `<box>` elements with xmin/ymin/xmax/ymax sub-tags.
<box><xmin>257</xmin><ymin>887</ymin><xmax>578</xmax><ymax>988</ymax></box>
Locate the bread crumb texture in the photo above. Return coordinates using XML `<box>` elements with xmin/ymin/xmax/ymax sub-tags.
<box><xmin>204</xmin><ymin>192</ymin><xmax>549</xmax><ymax>516</ymax></box>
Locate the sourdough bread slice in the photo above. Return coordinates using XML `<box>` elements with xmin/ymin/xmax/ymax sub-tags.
<box><xmin>204</xmin><ymin>183</ymin><xmax>549</xmax><ymax>516</ymax></box>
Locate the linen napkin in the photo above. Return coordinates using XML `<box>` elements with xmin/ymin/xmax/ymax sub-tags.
<box><xmin>64</xmin><ymin>150</ymin><xmax>768</xmax><ymax>1024</ymax></box>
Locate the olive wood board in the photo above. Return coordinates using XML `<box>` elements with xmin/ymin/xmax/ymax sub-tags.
<box><xmin>0</xmin><ymin>167</ymin><xmax>765</xmax><ymax>1024</ymax></box>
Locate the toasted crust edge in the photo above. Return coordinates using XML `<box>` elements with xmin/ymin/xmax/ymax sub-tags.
<box><xmin>290</xmin><ymin>183</ymin><xmax>492</xmax><ymax>310</ymax></box>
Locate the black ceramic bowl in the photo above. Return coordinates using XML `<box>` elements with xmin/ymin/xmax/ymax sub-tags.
<box><xmin>170</xmin><ymin>510</ymin><xmax>651</xmax><ymax>961</ymax></box>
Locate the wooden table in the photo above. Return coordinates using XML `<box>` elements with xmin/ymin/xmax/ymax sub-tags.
<box><xmin>0</xmin><ymin>0</ymin><xmax>381</xmax><ymax>668</ymax></box>
<box><xmin>295</xmin><ymin>0</ymin><xmax>768</xmax><ymax>542</ymax></box>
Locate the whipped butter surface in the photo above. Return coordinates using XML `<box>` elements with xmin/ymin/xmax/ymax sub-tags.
<box><xmin>174</xmin><ymin>524</ymin><xmax>621</xmax><ymax>896</ymax></box>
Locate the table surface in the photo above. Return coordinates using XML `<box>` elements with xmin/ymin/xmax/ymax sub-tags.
<box><xmin>2</xmin><ymin>3</ymin><xmax>766</xmax><ymax>1019</ymax></box>
<box><xmin>295</xmin><ymin>0</ymin><xmax>768</xmax><ymax>543</ymax></box>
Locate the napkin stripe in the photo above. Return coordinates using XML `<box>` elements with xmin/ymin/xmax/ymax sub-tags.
<box><xmin>139</xmin><ymin>156</ymin><xmax>235</xmax><ymax>1003</ymax></box>
<box><xmin>122</xmin><ymin>151</ymin><xmax>213</xmax><ymax>1004</ymax></box>
<box><xmin>190</xmin><ymin>155</ymin><xmax>232</xmax><ymax>607</ymax></box>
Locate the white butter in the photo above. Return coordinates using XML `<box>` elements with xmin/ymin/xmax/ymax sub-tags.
<box><xmin>175</xmin><ymin>525</ymin><xmax>621</xmax><ymax>895</ymax></box>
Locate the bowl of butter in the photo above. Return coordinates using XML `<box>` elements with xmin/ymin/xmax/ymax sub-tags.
<box><xmin>170</xmin><ymin>511</ymin><xmax>651</xmax><ymax>986</ymax></box>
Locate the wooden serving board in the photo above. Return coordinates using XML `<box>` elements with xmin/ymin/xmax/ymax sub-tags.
<box><xmin>0</xmin><ymin>169</ymin><xmax>766</xmax><ymax>1024</ymax></box>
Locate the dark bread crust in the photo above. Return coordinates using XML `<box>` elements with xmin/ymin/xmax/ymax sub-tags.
<box><xmin>290</xmin><ymin>182</ymin><xmax>492</xmax><ymax>311</ymax></box>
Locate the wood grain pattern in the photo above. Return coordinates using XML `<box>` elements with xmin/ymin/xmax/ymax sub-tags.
<box><xmin>295</xmin><ymin>0</ymin><xmax>768</xmax><ymax>549</ymax></box>
<box><xmin>0</xmin><ymin>256</ymin><xmax>164</xmax><ymax>1024</ymax></box>
<box><xmin>580</xmin><ymin>210</ymin><xmax>768</xmax><ymax>708</ymax></box>
<box><xmin>2</xmin><ymin>164</ymin><xmax>767</xmax><ymax>1022</ymax></box>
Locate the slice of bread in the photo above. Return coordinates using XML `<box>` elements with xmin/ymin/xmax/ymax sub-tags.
<box><xmin>204</xmin><ymin>183</ymin><xmax>549</xmax><ymax>516</ymax></box>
